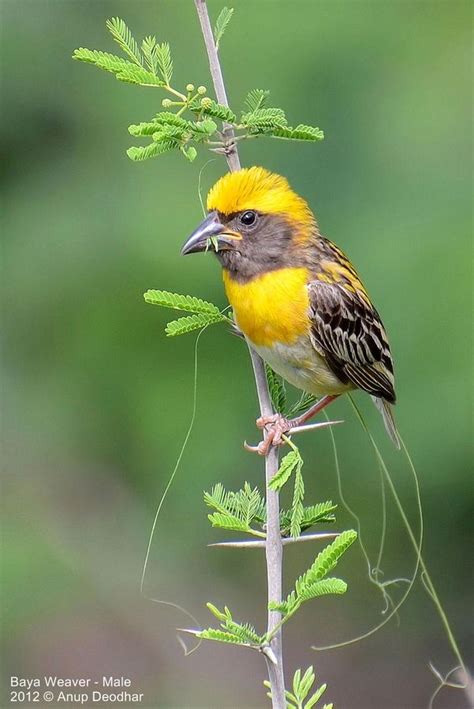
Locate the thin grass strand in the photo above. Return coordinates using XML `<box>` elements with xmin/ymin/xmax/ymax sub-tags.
<box><xmin>312</xmin><ymin>399</ymin><xmax>423</xmax><ymax>651</ymax></box>
<box><xmin>139</xmin><ymin>325</ymin><xmax>210</xmax><ymax>655</ymax></box>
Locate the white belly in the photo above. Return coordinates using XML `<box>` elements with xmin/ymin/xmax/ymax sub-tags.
<box><xmin>251</xmin><ymin>336</ymin><xmax>352</xmax><ymax>397</ymax></box>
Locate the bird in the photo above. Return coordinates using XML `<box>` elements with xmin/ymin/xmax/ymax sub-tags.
<box><xmin>181</xmin><ymin>166</ymin><xmax>399</xmax><ymax>454</ymax></box>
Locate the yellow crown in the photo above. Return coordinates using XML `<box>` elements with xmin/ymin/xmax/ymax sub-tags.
<box><xmin>207</xmin><ymin>166</ymin><xmax>314</xmax><ymax>226</ymax></box>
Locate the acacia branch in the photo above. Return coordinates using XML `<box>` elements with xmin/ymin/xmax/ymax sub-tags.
<box><xmin>193</xmin><ymin>2</ymin><xmax>285</xmax><ymax>706</ymax></box>
<box><xmin>194</xmin><ymin>0</ymin><xmax>241</xmax><ymax>173</ymax></box>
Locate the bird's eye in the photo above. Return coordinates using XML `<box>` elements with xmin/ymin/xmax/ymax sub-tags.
<box><xmin>240</xmin><ymin>210</ymin><xmax>257</xmax><ymax>227</ymax></box>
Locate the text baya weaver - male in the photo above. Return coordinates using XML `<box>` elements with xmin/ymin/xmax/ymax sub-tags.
<box><xmin>182</xmin><ymin>167</ymin><xmax>399</xmax><ymax>454</ymax></box>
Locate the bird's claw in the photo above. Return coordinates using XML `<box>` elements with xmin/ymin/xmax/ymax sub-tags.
<box><xmin>244</xmin><ymin>440</ymin><xmax>267</xmax><ymax>455</ymax></box>
<box><xmin>245</xmin><ymin>414</ymin><xmax>291</xmax><ymax>455</ymax></box>
<box><xmin>256</xmin><ymin>413</ymin><xmax>290</xmax><ymax>432</ymax></box>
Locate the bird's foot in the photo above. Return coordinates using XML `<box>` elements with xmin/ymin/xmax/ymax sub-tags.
<box><xmin>244</xmin><ymin>414</ymin><xmax>291</xmax><ymax>456</ymax></box>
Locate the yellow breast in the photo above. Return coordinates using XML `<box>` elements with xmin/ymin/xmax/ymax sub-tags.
<box><xmin>223</xmin><ymin>267</ymin><xmax>310</xmax><ymax>347</ymax></box>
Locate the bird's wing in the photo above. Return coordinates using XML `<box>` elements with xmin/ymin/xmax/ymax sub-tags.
<box><xmin>307</xmin><ymin>268</ymin><xmax>396</xmax><ymax>403</ymax></box>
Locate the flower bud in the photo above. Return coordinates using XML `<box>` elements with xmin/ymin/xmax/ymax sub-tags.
<box><xmin>161</xmin><ymin>98</ymin><xmax>172</xmax><ymax>108</ymax></box>
<box><xmin>186</xmin><ymin>83</ymin><xmax>195</xmax><ymax>93</ymax></box>
<box><xmin>197</xmin><ymin>86</ymin><xmax>207</xmax><ymax>95</ymax></box>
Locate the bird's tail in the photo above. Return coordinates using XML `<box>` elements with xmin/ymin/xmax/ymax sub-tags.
<box><xmin>372</xmin><ymin>396</ymin><xmax>400</xmax><ymax>449</ymax></box>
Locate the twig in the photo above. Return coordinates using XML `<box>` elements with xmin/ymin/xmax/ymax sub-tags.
<box><xmin>194</xmin><ymin>0</ymin><xmax>241</xmax><ymax>173</ymax></box>
<box><xmin>193</xmin><ymin>2</ymin><xmax>285</xmax><ymax>706</ymax></box>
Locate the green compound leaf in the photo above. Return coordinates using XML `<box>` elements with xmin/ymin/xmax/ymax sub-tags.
<box><xmin>199</xmin><ymin>604</ymin><xmax>264</xmax><ymax>647</ymax></box>
<box><xmin>241</xmin><ymin>107</ymin><xmax>288</xmax><ymax>132</ymax></box>
<box><xmin>190</xmin><ymin>118</ymin><xmax>218</xmax><ymax>141</ymax></box>
<box><xmin>278</xmin><ymin>501</ymin><xmax>336</xmax><ymax>537</ymax></box>
<box><xmin>291</xmin><ymin>666</ymin><xmax>326</xmax><ymax>708</ymax></box>
<box><xmin>214</xmin><ymin>7</ymin><xmax>234</xmax><ymax>50</ymax></box>
<box><xmin>204</xmin><ymin>482</ymin><xmax>233</xmax><ymax>515</ymax></box>
<box><xmin>143</xmin><ymin>290</ymin><xmax>223</xmax><ymax>316</ymax></box>
<box><xmin>141</xmin><ymin>35</ymin><xmax>159</xmax><ymax>74</ymax></box>
<box><xmin>269</xmin><ymin>449</ymin><xmax>301</xmax><ymax>491</ymax></box>
<box><xmin>224</xmin><ymin>621</ymin><xmax>262</xmax><ymax>645</ymax></box>
<box><xmin>72</xmin><ymin>48</ymin><xmax>133</xmax><ymax>74</ymax></box>
<box><xmin>129</xmin><ymin>113</ymin><xmax>190</xmax><ymax>137</ymax></box>
<box><xmin>106</xmin><ymin>17</ymin><xmax>143</xmax><ymax>66</ymax></box>
<box><xmin>280</xmin><ymin>501</ymin><xmax>337</xmax><ymax>537</ymax></box>
<box><xmin>154</xmin><ymin>112</ymin><xmax>190</xmax><ymax>128</ymax></box>
<box><xmin>290</xmin><ymin>460</ymin><xmax>305</xmax><ymax>538</ymax></box>
<box><xmin>296</xmin><ymin>577</ymin><xmax>348</xmax><ymax>605</ymax></box>
<box><xmin>244</xmin><ymin>89</ymin><xmax>270</xmax><ymax>112</ymax></box>
<box><xmin>206</xmin><ymin>602</ymin><xmax>230</xmax><ymax>622</ymax></box>
<box><xmin>305</xmin><ymin>685</ymin><xmax>327</xmax><ymax>708</ymax></box>
<box><xmin>204</xmin><ymin>482</ymin><xmax>266</xmax><ymax>536</ymax></box>
<box><xmin>128</xmin><ymin>122</ymin><xmax>163</xmax><ymax>137</ymax></box>
<box><xmin>127</xmin><ymin>140</ymin><xmax>177</xmax><ymax>161</ymax></box>
<box><xmin>152</xmin><ymin>125</ymin><xmax>188</xmax><ymax>142</ymax></box>
<box><xmin>155</xmin><ymin>42</ymin><xmax>173</xmax><ymax>84</ymax></box>
<box><xmin>73</xmin><ymin>49</ymin><xmax>165</xmax><ymax>87</ymax></box>
<box><xmin>269</xmin><ymin>577</ymin><xmax>348</xmax><ymax>616</ymax></box>
<box><xmin>269</xmin><ymin>531</ymin><xmax>356</xmax><ymax>617</ymax></box>
<box><xmin>165</xmin><ymin>313</ymin><xmax>226</xmax><ymax>336</ymax></box>
<box><xmin>271</xmin><ymin>123</ymin><xmax>324</xmax><ymax>141</ymax></box>
<box><xmin>297</xmin><ymin>666</ymin><xmax>317</xmax><ymax>703</ymax></box>
<box><xmin>266</xmin><ymin>665</ymin><xmax>331</xmax><ymax>708</ymax></box>
<box><xmin>198</xmin><ymin>98</ymin><xmax>236</xmax><ymax>123</ymax></box>
<box><xmin>205</xmin><ymin>481</ymin><xmax>264</xmax><ymax>528</ymax></box>
<box><xmin>298</xmin><ymin>529</ymin><xmax>357</xmax><ymax>586</ymax></box>
<box><xmin>239</xmin><ymin>483</ymin><xmax>263</xmax><ymax>526</ymax></box>
<box><xmin>265</xmin><ymin>365</ymin><xmax>287</xmax><ymax>413</ymax></box>
<box><xmin>300</xmin><ymin>501</ymin><xmax>337</xmax><ymax>525</ymax></box>
<box><xmin>207</xmin><ymin>512</ymin><xmax>250</xmax><ymax>532</ymax></box>
<box><xmin>269</xmin><ymin>444</ymin><xmax>306</xmax><ymax>537</ymax></box>
<box><xmin>197</xmin><ymin>628</ymin><xmax>246</xmax><ymax>645</ymax></box>
<box><xmin>116</xmin><ymin>65</ymin><xmax>166</xmax><ymax>86</ymax></box>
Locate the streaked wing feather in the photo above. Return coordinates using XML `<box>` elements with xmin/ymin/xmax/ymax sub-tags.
<box><xmin>308</xmin><ymin>278</ymin><xmax>396</xmax><ymax>403</ymax></box>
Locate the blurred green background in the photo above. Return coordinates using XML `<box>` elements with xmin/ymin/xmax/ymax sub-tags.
<box><xmin>2</xmin><ymin>1</ymin><xmax>472</xmax><ymax>707</ymax></box>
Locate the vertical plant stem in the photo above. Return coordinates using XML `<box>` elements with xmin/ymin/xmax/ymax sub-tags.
<box><xmin>193</xmin><ymin>0</ymin><xmax>241</xmax><ymax>173</ymax></box>
<box><xmin>193</xmin><ymin>2</ymin><xmax>285</xmax><ymax>706</ymax></box>
<box><xmin>248</xmin><ymin>348</ymin><xmax>286</xmax><ymax>705</ymax></box>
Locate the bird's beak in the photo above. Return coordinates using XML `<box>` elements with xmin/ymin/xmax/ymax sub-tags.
<box><xmin>181</xmin><ymin>211</ymin><xmax>241</xmax><ymax>255</ymax></box>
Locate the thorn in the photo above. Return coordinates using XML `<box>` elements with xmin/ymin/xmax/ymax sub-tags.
<box><xmin>290</xmin><ymin>420</ymin><xmax>344</xmax><ymax>434</ymax></box>
<box><xmin>261</xmin><ymin>644</ymin><xmax>278</xmax><ymax>665</ymax></box>
<box><xmin>176</xmin><ymin>627</ymin><xmax>202</xmax><ymax>636</ymax></box>
<box><xmin>245</xmin><ymin>421</ymin><xmax>344</xmax><ymax>452</ymax></box>
<box><xmin>208</xmin><ymin>532</ymin><xmax>339</xmax><ymax>548</ymax></box>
